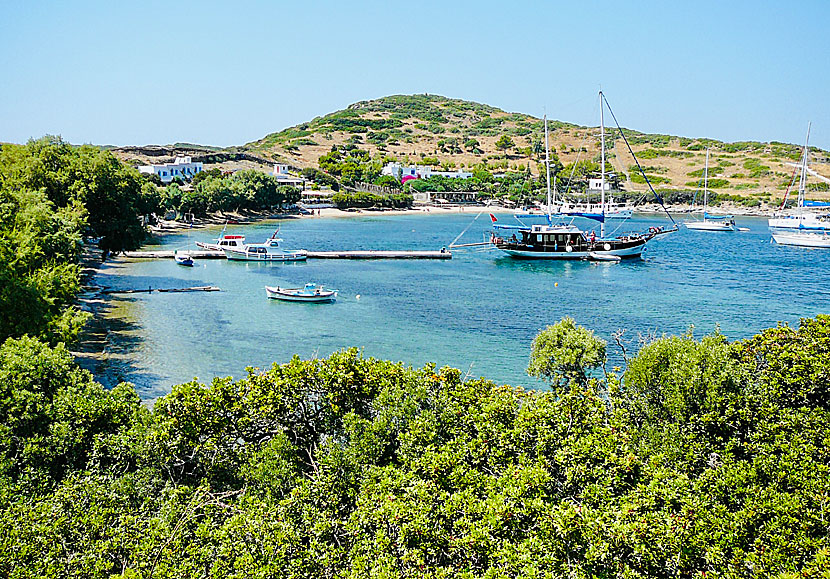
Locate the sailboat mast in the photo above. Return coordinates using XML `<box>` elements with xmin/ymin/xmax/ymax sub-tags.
<box><xmin>703</xmin><ymin>148</ymin><xmax>710</xmax><ymax>220</ymax></box>
<box><xmin>545</xmin><ymin>115</ymin><xmax>552</xmax><ymax>211</ymax></box>
<box><xmin>599</xmin><ymin>91</ymin><xmax>606</xmax><ymax>238</ymax></box>
<box><xmin>798</xmin><ymin>122</ymin><xmax>811</xmax><ymax>209</ymax></box>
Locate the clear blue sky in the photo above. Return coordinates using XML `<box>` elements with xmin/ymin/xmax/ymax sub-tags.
<box><xmin>2</xmin><ymin>0</ymin><xmax>829</xmax><ymax>149</ymax></box>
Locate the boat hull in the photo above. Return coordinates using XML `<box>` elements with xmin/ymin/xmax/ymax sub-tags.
<box><xmin>265</xmin><ymin>286</ymin><xmax>337</xmax><ymax>302</ymax></box>
<box><xmin>498</xmin><ymin>239</ymin><xmax>646</xmax><ymax>260</ymax></box>
<box><xmin>684</xmin><ymin>221</ymin><xmax>735</xmax><ymax>231</ymax></box>
<box><xmin>771</xmin><ymin>231</ymin><xmax>830</xmax><ymax>247</ymax></box>
<box><xmin>769</xmin><ymin>214</ymin><xmax>830</xmax><ymax>247</ymax></box>
<box><xmin>224</xmin><ymin>249</ymin><xmax>308</xmax><ymax>261</ymax></box>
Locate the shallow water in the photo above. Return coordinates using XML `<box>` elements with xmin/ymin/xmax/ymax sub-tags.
<box><xmin>89</xmin><ymin>212</ymin><xmax>830</xmax><ymax>399</ymax></box>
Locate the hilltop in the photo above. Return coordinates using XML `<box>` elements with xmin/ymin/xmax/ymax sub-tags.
<box><xmin>112</xmin><ymin>94</ymin><xmax>830</xmax><ymax>203</ymax></box>
<box><xmin>244</xmin><ymin>94</ymin><xmax>830</xmax><ymax>203</ymax></box>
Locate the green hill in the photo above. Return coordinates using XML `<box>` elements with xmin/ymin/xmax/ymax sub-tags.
<box><xmin>240</xmin><ymin>94</ymin><xmax>829</xmax><ymax>203</ymax></box>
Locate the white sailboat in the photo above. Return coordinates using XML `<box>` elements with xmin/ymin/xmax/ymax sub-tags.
<box><xmin>768</xmin><ymin>123</ymin><xmax>830</xmax><ymax>247</ymax></box>
<box><xmin>683</xmin><ymin>148</ymin><xmax>735</xmax><ymax>231</ymax></box>
<box><xmin>684</xmin><ymin>148</ymin><xmax>735</xmax><ymax>231</ymax></box>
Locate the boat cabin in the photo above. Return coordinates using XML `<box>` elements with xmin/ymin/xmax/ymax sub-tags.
<box><xmin>218</xmin><ymin>235</ymin><xmax>245</xmax><ymax>249</ymax></box>
<box><xmin>515</xmin><ymin>225</ymin><xmax>592</xmax><ymax>251</ymax></box>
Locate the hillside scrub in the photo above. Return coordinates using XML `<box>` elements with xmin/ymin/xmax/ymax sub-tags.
<box><xmin>244</xmin><ymin>95</ymin><xmax>830</xmax><ymax>202</ymax></box>
<box><xmin>2</xmin><ymin>316</ymin><xmax>830</xmax><ymax>577</ymax></box>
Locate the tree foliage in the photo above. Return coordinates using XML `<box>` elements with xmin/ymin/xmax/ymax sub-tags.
<box><xmin>0</xmin><ymin>136</ymin><xmax>158</xmax><ymax>254</ymax></box>
<box><xmin>2</xmin><ymin>315</ymin><xmax>830</xmax><ymax>576</ymax></box>
<box><xmin>0</xmin><ymin>136</ymin><xmax>160</xmax><ymax>343</ymax></box>
<box><xmin>528</xmin><ymin>316</ymin><xmax>606</xmax><ymax>391</ymax></box>
<box><xmin>164</xmin><ymin>170</ymin><xmax>301</xmax><ymax>217</ymax></box>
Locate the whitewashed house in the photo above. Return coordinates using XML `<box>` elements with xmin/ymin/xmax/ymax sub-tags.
<box><xmin>138</xmin><ymin>156</ymin><xmax>203</xmax><ymax>183</ymax></box>
<box><xmin>273</xmin><ymin>164</ymin><xmax>306</xmax><ymax>188</ymax></box>
<box><xmin>381</xmin><ymin>162</ymin><xmax>473</xmax><ymax>181</ymax></box>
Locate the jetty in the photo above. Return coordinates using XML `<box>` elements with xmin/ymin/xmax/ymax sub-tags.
<box><xmin>124</xmin><ymin>250</ymin><xmax>224</xmax><ymax>259</ymax></box>
<box><xmin>306</xmin><ymin>250</ymin><xmax>450</xmax><ymax>259</ymax></box>
<box><xmin>101</xmin><ymin>286</ymin><xmax>221</xmax><ymax>295</ymax></box>
<box><xmin>123</xmin><ymin>249</ymin><xmax>451</xmax><ymax>260</ymax></box>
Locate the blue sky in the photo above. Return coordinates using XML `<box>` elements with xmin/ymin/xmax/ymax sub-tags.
<box><xmin>2</xmin><ymin>0</ymin><xmax>829</xmax><ymax>149</ymax></box>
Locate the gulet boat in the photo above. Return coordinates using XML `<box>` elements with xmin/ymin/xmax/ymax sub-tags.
<box><xmin>491</xmin><ymin>92</ymin><xmax>676</xmax><ymax>260</ymax></box>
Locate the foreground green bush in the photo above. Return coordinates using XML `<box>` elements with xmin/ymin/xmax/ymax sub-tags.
<box><xmin>2</xmin><ymin>316</ymin><xmax>830</xmax><ymax>577</ymax></box>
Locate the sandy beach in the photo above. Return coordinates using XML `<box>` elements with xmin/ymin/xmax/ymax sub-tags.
<box><xmin>148</xmin><ymin>200</ymin><xmax>775</xmax><ymax>238</ymax></box>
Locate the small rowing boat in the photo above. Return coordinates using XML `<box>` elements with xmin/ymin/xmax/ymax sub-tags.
<box><xmin>174</xmin><ymin>251</ymin><xmax>194</xmax><ymax>266</ymax></box>
<box><xmin>265</xmin><ymin>283</ymin><xmax>337</xmax><ymax>303</ymax></box>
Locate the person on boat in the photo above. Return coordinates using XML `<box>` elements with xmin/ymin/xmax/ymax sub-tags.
<box><xmin>590</xmin><ymin>230</ymin><xmax>596</xmax><ymax>244</ymax></box>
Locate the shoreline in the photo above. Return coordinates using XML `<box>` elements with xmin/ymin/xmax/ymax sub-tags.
<box><xmin>74</xmin><ymin>201</ymin><xmax>774</xmax><ymax>389</ymax></box>
<box><xmin>148</xmin><ymin>201</ymin><xmax>776</xmax><ymax>239</ymax></box>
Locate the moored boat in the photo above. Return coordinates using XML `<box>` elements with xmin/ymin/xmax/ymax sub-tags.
<box><xmin>490</xmin><ymin>219</ymin><xmax>660</xmax><ymax>259</ymax></box>
<box><xmin>492</xmin><ymin>92</ymin><xmax>676</xmax><ymax>261</ymax></box>
<box><xmin>265</xmin><ymin>283</ymin><xmax>337</xmax><ymax>302</ymax></box>
<box><xmin>685</xmin><ymin>215</ymin><xmax>736</xmax><ymax>231</ymax></box>
<box><xmin>195</xmin><ymin>234</ymin><xmax>246</xmax><ymax>251</ymax></box>
<box><xmin>768</xmin><ymin>123</ymin><xmax>830</xmax><ymax>247</ymax></box>
<box><xmin>223</xmin><ymin>230</ymin><xmax>308</xmax><ymax>261</ymax></box>
<box><xmin>174</xmin><ymin>251</ymin><xmax>194</xmax><ymax>266</ymax></box>
<box><xmin>684</xmin><ymin>149</ymin><xmax>736</xmax><ymax>232</ymax></box>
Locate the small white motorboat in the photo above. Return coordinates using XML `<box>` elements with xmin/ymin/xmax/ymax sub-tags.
<box><xmin>587</xmin><ymin>252</ymin><xmax>622</xmax><ymax>262</ymax></box>
<box><xmin>196</xmin><ymin>234</ymin><xmax>246</xmax><ymax>251</ymax></box>
<box><xmin>174</xmin><ymin>251</ymin><xmax>194</xmax><ymax>266</ymax></box>
<box><xmin>224</xmin><ymin>230</ymin><xmax>307</xmax><ymax>261</ymax></box>
<box><xmin>265</xmin><ymin>283</ymin><xmax>337</xmax><ymax>303</ymax></box>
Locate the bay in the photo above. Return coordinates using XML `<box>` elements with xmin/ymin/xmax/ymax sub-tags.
<box><xmin>90</xmin><ymin>212</ymin><xmax>830</xmax><ymax>400</ymax></box>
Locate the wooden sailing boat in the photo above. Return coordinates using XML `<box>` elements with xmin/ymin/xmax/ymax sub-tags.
<box><xmin>490</xmin><ymin>92</ymin><xmax>674</xmax><ymax>260</ymax></box>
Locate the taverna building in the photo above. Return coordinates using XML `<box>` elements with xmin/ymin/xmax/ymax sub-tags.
<box><xmin>381</xmin><ymin>162</ymin><xmax>473</xmax><ymax>181</ymax></box>
<box><xmin>138</xmin><ymin>156</ymin><xmax>203</xmax><ymax>183</ymax></box>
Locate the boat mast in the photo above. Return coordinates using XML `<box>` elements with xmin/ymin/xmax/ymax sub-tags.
<box><xmin>798</xmin><ymin>122</ymin><xmax>811</xmax><ymax>210</ymax></box>
<box><xmin>545</xmin><ymin>114</ymin><xmax>552</xmax><ymax>216</ymax></box>
<box><xmin>599</xmin><ymin>90</ymin><xmax>606</xmax><ymax>238</ymax></box>
<box><xmin>703</xmin><ymin>147</ymin><xmax>710</xmax><ymax>220</ymax></box>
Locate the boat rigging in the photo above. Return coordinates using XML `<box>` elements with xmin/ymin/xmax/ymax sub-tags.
<box><xmin>490</xmin><ymin>91</ymin><xmax>677</xmax><ymax>260</ymax></box>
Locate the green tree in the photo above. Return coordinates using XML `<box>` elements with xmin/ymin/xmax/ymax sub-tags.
<box><xmin>495</xmin><ymin>134</ymin><xmax>515</xmax><ymax>153</ymax></box>
<box><xmin>528</xmin><ymin>317</ymin><xmax>606</xmax><ymax>391</ymax></box>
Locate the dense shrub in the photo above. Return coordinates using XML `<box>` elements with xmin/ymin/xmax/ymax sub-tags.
<box><xmin>2</xmin><ymin>316</ymin><xmax>830</xmax><ymax>576</ymax></box>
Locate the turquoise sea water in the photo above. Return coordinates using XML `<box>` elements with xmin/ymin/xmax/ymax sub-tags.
<box><xmin>91</xmin><ymin>212</ymin><xmax>830</xmax><ymax>399</ymax></box>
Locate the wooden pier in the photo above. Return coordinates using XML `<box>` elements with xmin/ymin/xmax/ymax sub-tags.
<box><xmin>124</xmin><ymin>250</ymin><xmax>224</xmax><ymax>259</ymax></box>
<box><xmin>306</xmin><ymin>250</ymin><xmax>451</xmax><ymax>259</ymax></box>
<box><xmin>123</xmin><ymin>249</ymin><xmax>451</xmax><ymax>260</ymax></box>
<box><xmin>101</xmin><ymin>286</ymin><xmax>221</xmax><ymax>295</ymax></box>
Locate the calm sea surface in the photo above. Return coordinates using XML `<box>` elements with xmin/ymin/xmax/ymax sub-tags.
<box><xmin>90</xmin><ymin>212</ymin><xmax>830</xmax><ymax>399</ymax></box>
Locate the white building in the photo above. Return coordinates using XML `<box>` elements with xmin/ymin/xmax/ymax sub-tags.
<box><xmin>138</xmin><ymin>156</ymin><xmax>203</xmax><ymax>183</ymax></box>
<box><xmin>273</xmin><ymin>163</ymin><xmax>306</xmax><ymax>188</ymax></box>
<box><xmin>381</xmin><ymin>162</ymin><xmax>473</xmax><ymax>181</ymax></box>
<box><xmin>587</xmin><ymin>177</ymin><xmax>613</xmax><ymax>192</ymax></box>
